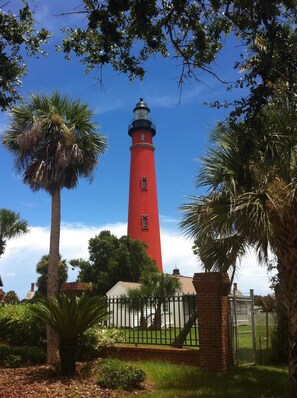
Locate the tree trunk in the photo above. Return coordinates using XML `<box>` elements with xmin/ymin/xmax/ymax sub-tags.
<box><xmin>287</xmin><ymin>297</ymin><xmax>297</xmax><ymax>398</ymax></box>
<box><xmin>47</xmin><ymin>189</ymin><xmax>61</xmax><ymax>364</ymax></box>
<box><xmin>139</xmin><ymin>312</ymin><xmax>147</xmax><ymax>329</ymax></box>
<box><xmin>276</xmin><ymin>239</ymin><xmax>297</xmax><ymax>397</ymax></box>
<box><xmin>170</xmin><ymin>309</ymin><xmax>198</xmax><ymax>348</ymax></box>
<box><xmin>59</xmin><ymin>339</ymin><xmax>77</xmax><ymax>376</ymax></box>
<box><xmin>152</xmin><ymin>301</ymin><xmax>162</xmax><ymax>330</ymax></box>
<box><xmin>281</xmin><ymin>265</ymin><xmax>297</xmax><ymax>398</ymax></box>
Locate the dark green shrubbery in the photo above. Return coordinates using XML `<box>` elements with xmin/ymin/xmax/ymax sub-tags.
<box><xmin>0</xmin><ymin>317</ymin><xmax>16</xmax><ymax>340</ymax></box>
<box><xmin>77</xmin><ymin>326</ymin><xmax>99</xmax><ymax>360</ymax></box>
<box><xmin>0</xmin><ymin>303</ymin><xmax>46</xmax><ymax>347</ymax></box>
<box><xmin>0</xmin><ymin>344</ymin><xmax>46</xmax><ymax>366</ymax></box>
<box><xmin>96</xmin><ymin>358</ymin><xmax>146</xmax><ymax>391</ymax></box>
<box><xmin>4</xmin><ymin>354</ymin><xmax>22</xmax><ymax>368</ymax></box>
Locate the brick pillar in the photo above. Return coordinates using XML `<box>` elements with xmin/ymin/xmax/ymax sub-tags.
<box><xmin>60</xmin><ymin>282</ymin><xmax>93</xmax><ymax>297</ymax></box>
<box><xmin>193</xmin><ymin>272</ymin><xmax>233</xmax><ymax>371</ymax></box>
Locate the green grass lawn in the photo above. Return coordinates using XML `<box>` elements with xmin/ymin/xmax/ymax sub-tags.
<box><xmin>235</xmin><ymin>324</ymin><xmax>275</xmax><ymax>365</ymax></box>
<box><xmin>124</xmin><ymin>361</ymin><xmax>288</xmax><ymax>398</ymax></box>
<box><xmin>122</xmin><ymin>326</ymin><xmax>199</xmax><ymax>347</ymax></box>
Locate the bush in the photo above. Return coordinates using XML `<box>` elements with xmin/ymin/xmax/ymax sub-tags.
<box><xmin>4</xmin><ymin>354</ymin><xmax>22</xmax><ymax>368</ymax></box>
<box><xmin>0</xmin><ymin>303</ymin><xmax>46</xmax><ymax>347</ymax></box>
<box><xmin>77</xmin><ymin>326</ymin><xmax>99</xmax><ymax>360</ymax></box>
<box><xmin>77</xmin><ymin>327</ymin><xmax>126</xmax><ymax>360</ymax></box>
<box><xmin>96</xmin><ymin>358</ymin><xmax>146</xmax><ymax>391</ymax></box>
<box><xmin>0</xmin><ymin>317</ymin><xmax>16</xmax><ymax>340</ymax></box>
<box><xmin>96</xmin><ymin>328</ymin><xmax>126</xmax><ymax>348</ymax></box>
<box><xmin>13</xmin><ymin>346</ymin><xmax>46</xmax><ymax>364</ymax></box>
<box><xmin>0</xmin><ymin>344</ymin><xmax>11</xmax><ymax>359</ymax></box>
<box><xmin>0</xmin><ymin>344</ymin><xmax>46</xmax><ymax>366</ymax></box>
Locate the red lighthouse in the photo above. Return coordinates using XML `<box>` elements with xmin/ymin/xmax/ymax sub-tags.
<box><xmin>127</xmin><ymin>98</ymin><xmax>163</xmax><ymax>271</ymax></box>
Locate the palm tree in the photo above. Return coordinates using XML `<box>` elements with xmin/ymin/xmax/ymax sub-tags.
<box><xmin>134</xmin><ymin>272</ymin><xmax>181</xmax><ymax>329</ymax></box>
<box><xmin>121</xmin><ymin>287</ymin><xmax>148</xmax><ymax>329</ymax></box>
<box><xmin>29</xmin><ymin>293</ymin><xmax>108</xmax><ymax>376</ymax></box>
<box><xmin>192</xmin><ymin>233</ymin><xmax>248</xmax><ymax>290</ymax></box>
<box><xmin>123</xmin><ymin>272</ymin><xmax>181</xmax><ymax>330</ymax></box>
<box><xmin>2</xmin><ymin>92</ymin><xmax>107</xmax><ymax>363</ymax></box>
<box><xmin>0</xmin><ymin>208</ymin><xmax>28</xmax><ymax>257</ymax></box>
<box><xmin>180</xmin><ymin>101</ymin><xmax>297</xmax><ymax>395</ymax></box>
<box><xmin>0</xmin><ymin>209</ymin><xmax>28</xmax><ymax>288</ymax></box>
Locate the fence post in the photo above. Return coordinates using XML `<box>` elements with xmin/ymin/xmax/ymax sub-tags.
<box><xmin>250</xmin><ymin>289</ymin><xmax>257</xmax><ymax>364</ymax></box>
<box><xmin>193</xmin><ymin>272</ymin><xmax>233</xmax><ymax>371</ymax></box>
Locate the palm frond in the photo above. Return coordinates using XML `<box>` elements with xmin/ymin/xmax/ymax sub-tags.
<box><xmin>194</xmin><ymin>233</ymin><xmax>249</xmax><ymax>273</ymax></box>
<box><xmin>29</xmin><ymin>293</ymin><xmax>108</xmax><ymax>340</ymax></box>
<box><xmin>2</xmin><ymin>92</ymin><xmax>108</xmax><ymax>194</ymax></box>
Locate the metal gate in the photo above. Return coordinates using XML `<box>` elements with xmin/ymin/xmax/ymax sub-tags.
<box><xmin>230</xmin><ymin>289</ymin><xmax>256</xmax><ymax>366</ymax></box>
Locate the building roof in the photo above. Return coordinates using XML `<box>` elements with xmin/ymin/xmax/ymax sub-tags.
<box><xmin>106</xmin><ymin>274</ymin><xmax>195</xmax><ymax>296</ymax></box>
<box><xmin>178</xmin><ymin>275</ymin><xmax>195</xmax><ymax>294</ymax></box>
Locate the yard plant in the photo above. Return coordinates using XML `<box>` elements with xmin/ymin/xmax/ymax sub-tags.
<box><xmin>96</xmin><ymin>358</ymin><xmax>146</xmax><ymax>391</ymax></box>
<box><xmin>29</xmin><ymin>293</ymin><xmax>108</xmax><ymax>376</ymax></box>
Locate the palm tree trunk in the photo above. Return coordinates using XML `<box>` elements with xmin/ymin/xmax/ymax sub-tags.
<box><xmin>170</xmin><ymin>309</ymin><xmax>198</xmax><ymax>348</ymax></box>
<box><xmin>277</xmin><ymin>246</ymin><xmax>297</xmax><ymax>397</ymax></box>
<box><xmin>139</xmin><ymin>311</ymin><xmax>147</xmax><ymax>329</ymax></box>
<box><xmin>48</xmin><ymin>189</ymin><xmax>61</xmax><ymax>297</ymax></box>
<box><xmin>152</xmin><ymin>301</ymin><xmax>162</xmax><ymax>330</ymax></box>
<box><xmin>47</xmin><ymin>189</ymin><xmax>61</xmax><ymax>364</ymax></box>
<box><xmin>287</xmin><ymin>298</ymin><xmax>297</xmax><ymax>398</ymax></box>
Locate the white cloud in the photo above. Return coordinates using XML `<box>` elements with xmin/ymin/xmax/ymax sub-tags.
<box><xmin>0</xmin><ymin>222</ymin><xmax>274</xmax><ymax>300</ymax></box>
<box><xmin>94</xmin><ymin>98</ymin><xmax>126</xmax><ymax>115</ymax></box>
<box><xmin>0</xmin><ymin>222</ymin><xmax>127</xmax><ymax>299</ymax></box>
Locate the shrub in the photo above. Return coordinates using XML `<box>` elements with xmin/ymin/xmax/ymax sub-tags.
<box><xmin>0</xmin><ymin>344</ymin><xmax>11</xmax><ymax>359</ymax></box>
<box><xmin>77</xmin><ymin>327</ymin><xmax>126</xmax><ymax>360</ymax></box>
<box><xmin>13</xmin><ymin>346</ymin><xmax>46</xmax><ymax>364</ymax></box>
<box><xmin>0</xmin><ymin>317</ymin><xmax>16</xmax><ymax>340</ymax></box>
<box><xmin>0</xmin><ymin>344</ymin><xmax>46</xmax><ymax>366</ymax></box>
<box><xmin>77</xmin><ymin>326</ymin><xmax>99</xmax><ymax>360</ymax></box>
<box><xmin>0</xmin><ymin>303</ymin><xmax>46</xmax><ymax>347</ymax></box>
<box><xmin>4</xmin><ymin>354</ymin><xmax>22</xmax><ymax>368</ymax></box>
<box><xmin>96</xmin><ymin>358</ymin><xmax>146</xmax><ymax>391</ymax></box>
<box><xmin>96</xmin><ymin>328</ymin><xmax>126</xmax><ymax>348</ymax></box>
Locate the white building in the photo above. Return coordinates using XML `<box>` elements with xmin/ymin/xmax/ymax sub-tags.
<box><xmin>105</xmin><ymin>269</ymin><xmax>196</xmax><ymax>329</ymax></box>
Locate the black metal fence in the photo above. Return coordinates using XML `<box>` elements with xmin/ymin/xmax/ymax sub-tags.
<box><xmin>102</xmin><ymin>294</ymin><xmax>199</xmax><ymax>348</ymax></box>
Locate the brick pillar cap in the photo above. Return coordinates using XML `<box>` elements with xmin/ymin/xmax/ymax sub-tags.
<box><xmin>193</xmin><ymin>272</ymin><xmax>230</xmax><ymax>296</ymax></box>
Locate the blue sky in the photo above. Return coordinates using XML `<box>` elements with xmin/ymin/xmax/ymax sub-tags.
<box><xmin>0</xmin><ymin>1</ymin><xmax>274</xmax><ymax>299</ymax></box>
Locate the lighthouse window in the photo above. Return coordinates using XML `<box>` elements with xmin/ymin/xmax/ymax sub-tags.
<box><xmin>141</xmin><ymin>215</ymin><xmax>148</xmax><ymax>229</ymax></box>
<box><xmin>141</xmin><ymin>177</ymin><xmax>148</xmax><ymax>190</ymax></box>
<box><xmin>141</xmin><ymin>132</ymin><xmax>145</xmax><ymax>141</ymax></box>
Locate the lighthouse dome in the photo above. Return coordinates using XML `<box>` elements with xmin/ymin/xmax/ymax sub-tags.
<box><xmin>128</xmin><ymin>98</ymin><xmax>156</xmax><ymax>136</ymax></box>
<box><xmin>133</xmin><ymin>98</ymin><xmax>150</xmax><ymax>113</ymax></box>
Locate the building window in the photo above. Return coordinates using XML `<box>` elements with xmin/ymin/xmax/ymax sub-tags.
<box><xmin>141</xmin><ymin>176</ymin><xmax>148</xmax><ymax>190</ymax></box>
<box><xmin>163</xmin><ymin>300</ymin><xmax>169</xmax><ymax>313</ymax></box>
<box><xmin>141</xmin><ymin>215</ymin><xmax>148</xmax><ymax>229</ymax></box>
<box><xmin>141</xmin><ymin>132</ymin><xmax>145</xmax><ymax>141</ymax></box>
